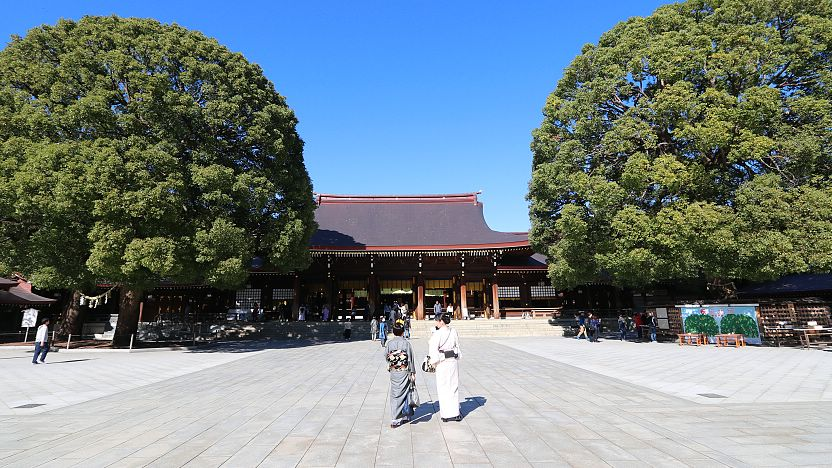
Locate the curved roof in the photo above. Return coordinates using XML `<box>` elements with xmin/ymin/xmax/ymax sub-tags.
<box><xmin>310</xmin><ymin>193</ymin><xmax>529</xmax><ymax>251</ymax></box>
<box><xmin>0</xmin><ymin>284</ymin><xmax>56</xmax><ymax>305</ymax></box>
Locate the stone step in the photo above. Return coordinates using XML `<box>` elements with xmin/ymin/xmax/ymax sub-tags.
<box><xmin>244</xmin><ymin>319</ymin><xmax>566</xmax><ymax>340</ymax></box>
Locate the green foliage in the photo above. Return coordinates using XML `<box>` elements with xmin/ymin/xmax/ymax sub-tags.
<box><xmin>0</xmin><ymin>16</ymin><xmax>316</xmax><ymax>292</ymax></box>
<box><xmin>719</xmin><ymin>314</ymin><xmax>759</xmax><ymax>337</ymax></box>
<box><xmin>684</xmin><ymin>314</ymin><xmax>719</xmax><ymax>335</ymax></box>
<box><xmin>529</xmin><ymin>0</ymin><xmax>832</xmax><ymax>289</ymax></box>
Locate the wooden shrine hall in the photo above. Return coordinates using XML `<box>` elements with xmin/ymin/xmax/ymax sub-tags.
<box><xmin>254</xmin><ymin>192</ymin><xmax>558</xmax><ymax>320</ymax></box>
<box><xmin>139</xmin><ymin>192</ymin><xmax>580</xmax><ymax>324</ymax></box>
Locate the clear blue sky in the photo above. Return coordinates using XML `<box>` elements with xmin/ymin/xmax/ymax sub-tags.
<box><xmin>2</xmin><ymin>0</ymin><xmax>667</xmax><ymax>232</ymax></box>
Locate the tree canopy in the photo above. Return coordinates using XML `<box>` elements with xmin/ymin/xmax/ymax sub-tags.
<box><xmin>529</xmin><ymin>0</ymin><xmax>832</xmax><ymax>291</ymax></box>
<box><xmin>0</xmin><ymin>17</ymin><xmax>315</xmax><ymax>309</ymax></box>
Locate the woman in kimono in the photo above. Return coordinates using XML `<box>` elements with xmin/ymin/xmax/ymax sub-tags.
<box><xmin>429</xmin><ymin>312</ymin><xmax>461</xmax><ymax>422</ymax></box>
<box><xmin>385</xmin><ymin>320</ymin><xmax>415</xmax><ymax>428</ymax></box>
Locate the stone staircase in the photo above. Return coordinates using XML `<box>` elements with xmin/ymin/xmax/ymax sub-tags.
<box><xmin>250</xmin><ymin>319</ymin><xmax>566</xmax><ymax>341</ymax></box>
<box><xmin>256</xmin><ymin>321</ymin><xmax>372</xmax><ymax>341</ymax></box>
<box><xmin>410</xmin><ymin>318</ymin><xmax>565</xmax><ymax>338</ymax></box>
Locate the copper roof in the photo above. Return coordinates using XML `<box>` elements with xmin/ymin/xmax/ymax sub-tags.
<box><xmin>0</xmin><ymin>284</ymin><xmax>57</xmax><ymax>305</ymax></box>
<box><xmin>310</xmin><ymin>193</ymin><xmax>529</xmax><ymax>251</ymax></box>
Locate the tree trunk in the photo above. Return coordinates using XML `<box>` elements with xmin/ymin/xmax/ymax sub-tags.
<box><xmin>113</xmin><ymin>287</ymin><xmax>143</xmax><ymax>347</ymax></box>
<box><xmin>58</xmin><ymin>290</ymin><xmax>83</xmax><ymax>336</ymax></box>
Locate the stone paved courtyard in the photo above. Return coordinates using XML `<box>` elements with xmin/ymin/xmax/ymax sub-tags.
<box><xmin>1</xmin><ymin>337</ymin><xmax>831</xmax><ymax>467</ymax></box>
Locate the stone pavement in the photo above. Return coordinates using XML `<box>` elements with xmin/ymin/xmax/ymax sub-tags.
<box><xmin>0</xmin><ymin>337</ymin><xmax>830</xmax><ymax>467</ymax></box>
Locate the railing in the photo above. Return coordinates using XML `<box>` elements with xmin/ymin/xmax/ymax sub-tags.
<box><xmin>500</xmin><ymin>307</ymin><xmax>561</xmax><ymax>319</ymax></box>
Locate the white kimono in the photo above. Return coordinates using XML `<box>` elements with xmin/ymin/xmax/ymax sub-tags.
<box><xmin>429</xmin><ymin>326</ymin><xmax>461</xmax><ymax>419</ymax></box>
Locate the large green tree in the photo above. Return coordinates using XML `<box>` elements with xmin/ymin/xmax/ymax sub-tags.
<box><xmin>529</xmin><ymin>0</ymin><xmax>832</xmax><ymax>293</ymax></box>
<box><xmin>0</xmin><ymin>16</ymin><xmax>316</xmax><ymax>343</ymax></box>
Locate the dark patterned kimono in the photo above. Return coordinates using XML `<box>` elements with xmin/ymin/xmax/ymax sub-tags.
<box><xmin>385</xmin><ymin>335</ymin><xmax>415</xmax><ymax>423</ymax></box>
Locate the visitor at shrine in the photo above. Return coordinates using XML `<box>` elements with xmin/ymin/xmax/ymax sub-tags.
<box><xmin>575</xmin><ymin>312</ymin><xmax>588</xmax><ymax>340</ymax></box>
<box><xmin>649</xmin><ymin>312</ymin><xmax>658</xmax><ymax>342</ymax></box>
<box><xmin>322</xmin><ymin>304</ymin><xmax>330</xmax><ymax>321</ymax></box>
<box><xmin>371</xmin><ymin>316</ymin><xmax>378</xmax><ymax>341</ymax></box>
<box><xmin>618</xmin><ymin>314</ymin><xmax>628</xmax><ymax>341</ymax></box>
<box><xmin>343</xmin><ymin>318</ymin><xmax>352</xmax><ymax>341</ymax></box>
<box><xmin>386</xmin><ymin>319</ymin><xmax>415</xmax><ymax>428</ymax></box>
<box><xmin>588</xmin><ymin>313</ymin><xmax>601</xmax><ymax>342</ymax></box>
<box><xmin>429</xmin><ymin>312</ymin><xmax>461</xmax><ymax>422</ymax></box>
<box><xmin>32</xmin><ymin>318</ymin><xmax>50</xmax><ymax>365</ymax></box>
<box><xmin>633</xmin><ymin>312</ymin><xmax>643</xmax><ymax>341</ymax></box>
<box><xmin>379</xmin><ymin>317</ymin><xmax>388</xmax><ymax>346</ymax></box>
<box><xmin>433</xmin><ymin>301</ymin><xmax>442</xmax><ymax>320</ymax></box>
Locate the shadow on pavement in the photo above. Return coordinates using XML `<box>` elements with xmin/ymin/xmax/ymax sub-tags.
<box><xmin>410</xmin><ymin>395</ymin><xmax>486</xmax><ymax>424</ymax></box>
<box><xmin>186</xmin><ymin>338</ymin><xmax>364</xmax><ymax>354</ymax></box>
<box><xmin>45</xmin><ymin>358</ymin><xmax>95</xmax><ymax>364</ymax></box>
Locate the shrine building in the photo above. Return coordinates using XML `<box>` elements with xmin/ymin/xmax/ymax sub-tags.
<box><xmin>240</xmin><ymin>192</ymin><xmax>557</xmax><ymax>320</ymax></box>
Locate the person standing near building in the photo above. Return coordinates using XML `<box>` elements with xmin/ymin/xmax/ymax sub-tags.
<box><xmin>618</xmin><ymin>314</ymin><xmax>628</xmax><ymax>341</ymax></box>
<box><xmin>633</xmin><ymin>312</ymin><xmax>643</xmax><ymax>341</ymax></box>
<box><xmin>649</xmin><ymin>312</ymin><xmax>658</xmax><ymax>342</ymax></box>
<box><xmin>390</xmin><ymin>302</ymin><xmax>398</xmax><ymax>323</ymax></box>
<box><xmin>589</xmin><ymin>313</ymin><xmax>601</xmax><ymax>342</ymax></box>
<box><xmin>433</xmin><ymin>301</ymin><xmax>442</xmax><ymax>320</ymax></box>
<box><xmin>379</xmin><ymin>317</ymin><xmax>388</xmax><ymax>346</ymax></box>
<box><xmin>32</xmin><ymin>318</ymin><xmax>49</xmax><ymax>364</ymax></box>
<box><xmin>386</xmin><ymin>320</ymin><xmax>415</xmax><ymax>428</ymax></box>
<box><xmin>429</xmin><ymin>312</ymin><xmax>461</xmax><ymax>422</ymax></box>
<box><xmin>371</xmin><ymin>316</ymin><xmax>378</xmax><ymax>341</ymax></box>
<box><xmin>343</xmin><ymin>317</ymin><xmax>352</xmax><ymax>341</ymax></box>
<box><xmin>322</xmin><ymin>304</ymin><xmax>330</xmax><ymax>322</ymax></box>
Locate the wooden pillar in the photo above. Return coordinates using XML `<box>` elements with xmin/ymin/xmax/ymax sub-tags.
<box><xmin>492</xmin><ymin>282</ymin><xmax>501</xmax><ymax>319</ymax></box>
<box><xmin>292</xmin><ymin>275</ymin><xmax>300</xmax><ymax>320</ymax></box>
<box><xmin>460</xmin><ymin>282</ymin><xmax>468</xmax><ymax>317</ymax></box>
<box><xmin>416</xmin><ymin>278</ymin><xmax>425</xmax><ymax>321</ymax></box>
<box><xmin>326</xmin><ymin>278</ymin><xmax>335</xmax><ymax>316</ymax></box>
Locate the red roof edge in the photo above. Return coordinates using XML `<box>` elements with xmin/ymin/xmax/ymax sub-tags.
<box><xmin>315</xmin><ymin>192</ymin><xmax>481</xmax><ymax>205</ymax></box>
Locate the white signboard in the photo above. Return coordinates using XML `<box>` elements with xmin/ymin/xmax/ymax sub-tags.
<box><xmin>21</xmin><ymin>309</ymin><xmax>38</xmax><ymax>328</ymax></box>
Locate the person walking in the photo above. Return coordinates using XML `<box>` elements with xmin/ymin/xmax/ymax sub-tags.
<box><xmin>428</xmin><ymin>312</ymin><xmax>461</xmax><ymax>422</ymax></box>
<box><xmin>32</xmin><ymin>318</ymin><xmax>50</xmax><ymax>364</ymax></box>
<box><xmin>386</xmin><ymin>320</ymin><xmax>416</xmax><ymax>428</ymax></box>
<box><xmin>371</xmin><ymin>316</ymin><xmax>378</xmax><ymax>341</ymax></box>
<box><xmin>576</xmin><ymin>312</ymin><xmax>588</xmax><ymax>340</ymax></box>
<box><xmin>403</xmin><ymin>314</ymin><xmax>411</xmax><ymax>339</ymax></box>
<box><xmin>618</xmin><ymin>314</ymin><xmax>628</xmax><ymax>341</ymax></box>
<box><xmin>433</xmin><ymin>301</ymin><xmax>442</xmax><ymax>320</ymax></box>
<box><xmin>379</xmin><ymin>317</ymin><xmax>388</xmax><ymax>346</ymax></box>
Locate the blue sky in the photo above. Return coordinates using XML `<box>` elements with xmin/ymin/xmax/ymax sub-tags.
<box><xmin>2</xmin><ymin>0</ymin><xmax>667</xmax><ymax>232</ymax></box>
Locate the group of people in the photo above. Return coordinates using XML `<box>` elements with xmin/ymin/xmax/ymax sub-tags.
<box><xmin>371</xmin><ymin>302</ymin><xmax>413</xmax><ymax>345</ymax></box>
<box><xmin>574</xmin><ymin>311</ymin><xmax>660</xmax><ymax>342</ymax></box>
<box><xmin>574</xmin><ymin>312</ymin><xmax>602</xmax><ymax>342</ymax></box>
<box><xmin>382</xmin><ymin>311</ymin><xmax>461</xmax><ymax>428</ymax></box>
